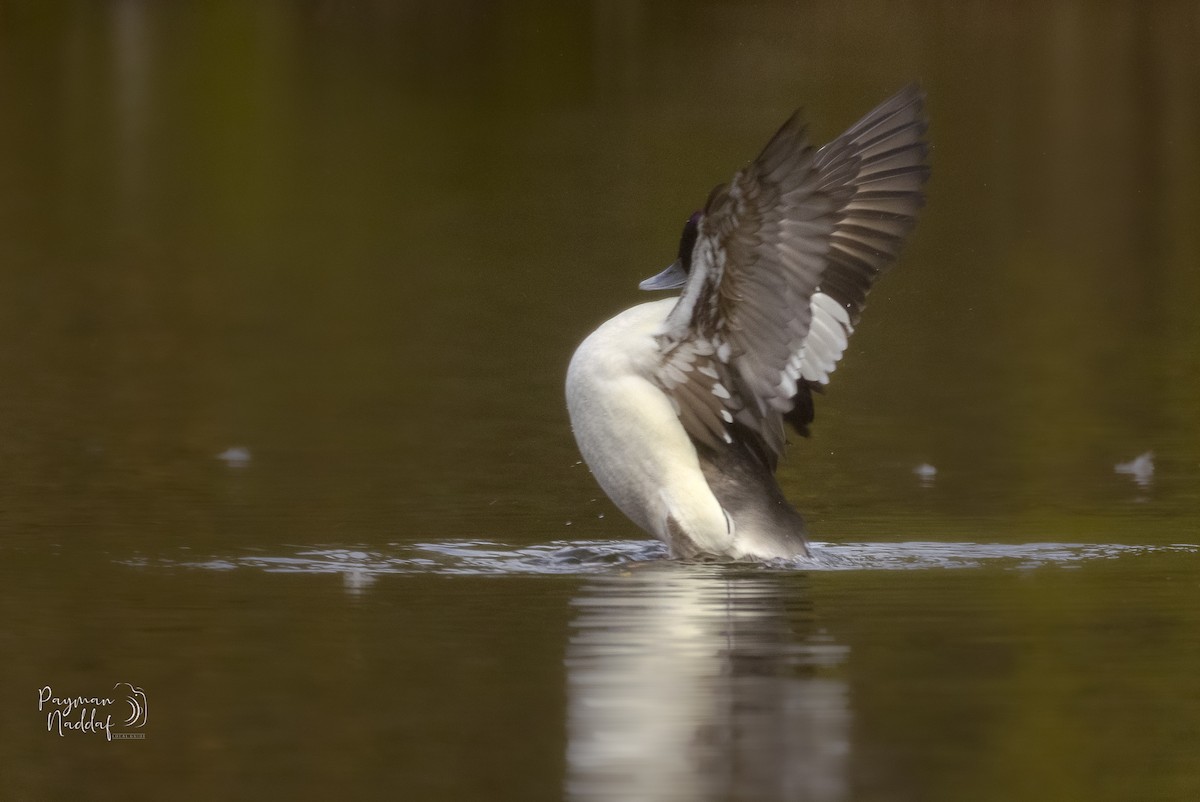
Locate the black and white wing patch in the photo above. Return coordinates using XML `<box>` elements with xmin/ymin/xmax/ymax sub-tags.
<box><xmin>653</xmin><ymin>85</ymin><xmax>929</xmax><ymax>468</ymax></box>
<box><xmin>654</xmin><ymin>339</ymin><xmax>740</xmax><ymax>449</ymax></box>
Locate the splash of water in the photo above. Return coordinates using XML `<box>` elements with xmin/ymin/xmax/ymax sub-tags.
<box><xmin>129</xmin><ymin>538</ymin><xmax>1198</xmax><ymax>580</ymax></box>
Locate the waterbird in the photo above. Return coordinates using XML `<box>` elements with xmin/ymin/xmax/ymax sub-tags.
<box><xmin>566</xmin><ymin>85</ymin><xmax>929</xmax><ymax>560</ymax></box>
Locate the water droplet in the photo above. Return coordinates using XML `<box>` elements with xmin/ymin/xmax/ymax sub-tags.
<box><xmin>216</xmin><ymin>446</ymin><xmax>251</xmax><ymax>467</ymax></box>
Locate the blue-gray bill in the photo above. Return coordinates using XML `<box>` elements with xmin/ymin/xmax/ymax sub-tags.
<box><xmin>638</xmin><ymin>260</ymin><xmax>688</xmax><ymax>291</ymax></box>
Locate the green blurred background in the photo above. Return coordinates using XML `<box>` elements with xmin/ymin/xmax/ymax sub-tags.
<box><xmin>0</xmin><ymin>2</ymin><xmax>1197</xmax><ymax>800</ymax></box>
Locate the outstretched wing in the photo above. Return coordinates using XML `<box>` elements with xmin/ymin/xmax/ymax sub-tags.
<box><xmin>654</xmin><ymin>85</ymin><xmax>929</xmax><ymax>467</ymax></box>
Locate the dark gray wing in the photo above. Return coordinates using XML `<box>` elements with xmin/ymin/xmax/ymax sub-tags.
<box><xmin>813</xmin><ymin>83</ymin><xmax>929</xmax><ymax>323</ymax></box>
<box><xmin>654</xmin><ymin>85</ymin><xmax>929</xmax><ymax>467</ymax></box>
<box><xmin>785</xmin><ymin>85</ymin><xmax>928</xmax><ymax>434</ymax></box>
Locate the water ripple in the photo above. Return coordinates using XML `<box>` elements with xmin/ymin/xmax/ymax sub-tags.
<box><xmin>129</xmin><ymin>539</ymin><xmax>1199</xmax><ymax>580</ymax></box>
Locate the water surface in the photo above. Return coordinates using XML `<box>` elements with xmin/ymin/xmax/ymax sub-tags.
<box><xmin>1</xmin><ymin>1</ymin><xmax>1199</xmax><ymax>799</ymax></box>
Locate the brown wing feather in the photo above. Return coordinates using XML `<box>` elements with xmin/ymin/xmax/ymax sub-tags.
<box><xmin>656</xmin><ymin>86</ymin><xmax>929</xmax><ymax>468</ymax></box>
<box><xmin>814</xmin><ymin>84</ymin><xmax>929</xmax><ymax>321</ymax></box>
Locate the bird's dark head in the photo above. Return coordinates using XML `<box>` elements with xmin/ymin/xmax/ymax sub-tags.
<box><xmin>639</xmin><ymin>211</ymin><xmax>701</xmax><ymax>291</ymax></box>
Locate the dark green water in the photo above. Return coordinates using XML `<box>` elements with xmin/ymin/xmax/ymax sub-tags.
<box><xmin>2</xmin><ymin>2</ymin><xmax>1198</xmax><ymax>799</ymax></box>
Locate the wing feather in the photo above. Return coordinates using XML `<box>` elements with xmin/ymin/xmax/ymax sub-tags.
<box><xmin>654</xmin><ymin>85</ymin><xmax>929</xmax><ymax>468</ymax></box>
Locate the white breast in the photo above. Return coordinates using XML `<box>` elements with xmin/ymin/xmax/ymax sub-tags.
<box><xmin>565</xmin><ymin>299</ymin><xmax>734</xmax><ymax>556</ymax></box>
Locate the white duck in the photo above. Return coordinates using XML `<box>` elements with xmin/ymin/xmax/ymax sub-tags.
<box><xmin>566</xmin><ymin>86</ymin><xmax>929</xmax><ymax>560</ymax></box>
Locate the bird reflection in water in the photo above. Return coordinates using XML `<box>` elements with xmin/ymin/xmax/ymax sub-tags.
<box><xmin>565</xmin><ymin>565</ymin><xmax>850</xmax><ymax>801</ymax></box>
